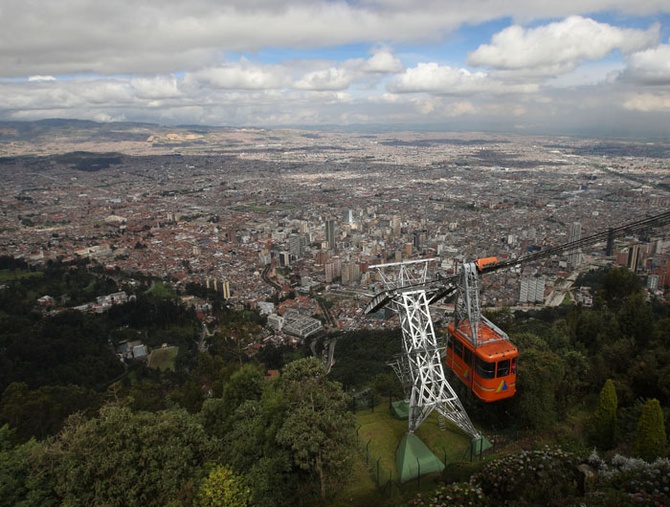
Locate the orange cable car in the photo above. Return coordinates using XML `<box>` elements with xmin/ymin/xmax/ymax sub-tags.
<box><xmin>444</xmin><ymin>258</ymin><xmax>518</xmax><ymax>402</ymax></box>
<box><xmin>446</xmin><ymin>319</ymin><xmax>518</xmax><ymax>402</ymax></box>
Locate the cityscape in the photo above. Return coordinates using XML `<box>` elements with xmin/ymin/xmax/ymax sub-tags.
<box><xmin>2</xmin><ymin>120</ymin><xmax>669</xmax><ymax>342</ymax></box>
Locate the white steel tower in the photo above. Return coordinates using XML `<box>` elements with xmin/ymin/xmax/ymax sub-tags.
<box><xmin>366</xmin><ymin>259</ymin><xmax>480</xmax><ymax>439</ymax></box>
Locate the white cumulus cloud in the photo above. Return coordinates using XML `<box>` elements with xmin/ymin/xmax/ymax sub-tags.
<box><xmin>619</xmin><ymin>44</ymin><xmax>670</xmax><ymax>85</ymax></box>
<box><xmin>362</xmin><ymin>49</ymin><xmax>404</xmax><ymax>74</ymax></box>
<box><xmin>187</xmin><ymin>61</ymin><xmax>290</xmax><ymax>90</ymax></box>
<box><xmin>388</xmin><ymin>62</ymin><xmax>538</xmax><ymax>95</ymax></box>
<box><xmin>130</xmin><ymin>76</ymin><xmax>182</xmax><ymax>100</ymax></box>
<box><xmin>294</xmin><ymin>67</ymin><xmax>353</xmax><ymax>91</ymax></box>
<box><xmin>468</xmin><ymin>16</ymin><xmax>660</xmax><ymax>76</ymax></box>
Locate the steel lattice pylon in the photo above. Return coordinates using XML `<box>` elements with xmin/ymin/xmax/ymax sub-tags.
<box><xmin>371</xmin><ymin>260</ymin><xmax>480</xmax><ymax>438</ymax></box>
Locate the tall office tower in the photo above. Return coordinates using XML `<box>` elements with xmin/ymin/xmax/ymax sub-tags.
<box><xmin>288</xmin><ymin>234</ymin><xmax>303</xmax><ymax>258</ymax></box>
<box><xmin>568</xmin><ymin>222</ymin><xmax>582</xmax><ymax>267</ymax></box>
<box><xmin>391</xmin><ymin>214</ymin><xmax>401</xmax><ymax>236</ymax></box>
<box><xmin>332</xmin><ymin>256</ymin><xmax>342</xmax><ymax>278</ymax></box>
<box><xmin>627</xmin><ymin>244</ymin><xmax>640</xmax><ymax>272</ymax></box>
<box><xmin>519</xmin><ymin>277</ymin><xmax>545</xmax><ymax>304</ymax></box>
<box><xmin>325</xmin><ymin>219</ymin><xmax>336</xmax><ymax>250</ymax></box>
<box><xmin>341</xmin><ymin>262</ymin><xmax>361</xmax><ymax>284</ymax></box>
<box><xmin>222</xmin><ymin>280</ymin><xmax>231</xmax><ymax>299</ymax></box>
<box><xmin>325</xmin><ymin>261</ymin><xmax>334</xmax><ymax>283</ymax></box>
<box><xmin>342</xmin><ymin>209</ymin><xmax>353</xmax><ymax>225</ymax></box>
<box><xmin>413</xmin><ymin>231</ymin><xmax>421</xmax><ymax>252</ymax></box>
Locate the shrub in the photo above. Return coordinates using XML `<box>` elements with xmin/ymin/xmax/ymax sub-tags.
<box><xmin>590</xmin><ymin>379</ymin><xmax>618</xmax><ymax>450</ymax></box>
<box><xmin>633</xmin><ymin>399</ymin><xmax>667</xmax><ymax>462</ymax></box>
<box><xmin>407</xmin><ymin>482</ymin><xmax>489</xmax><ymax>507</ymax></box>
<box><xmin>471</xmin><ymin>447</ymin><xmax>578</xmax><ymax>506</ymax></box>
<box><xmin>585</xmin><ymin>452</ymin><xmax>670</xmax><ymax>506</ymax></box>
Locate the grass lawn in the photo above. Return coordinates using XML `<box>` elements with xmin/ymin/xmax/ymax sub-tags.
<box><xmin>0</xmin><ymin>269</ymin><xmax>44</xmax><ymax>282</ymax></box>
<box><xmin>331</xmin><ymin>403</ymin><xmax>479</xmax><ymax>506</ymax></box>
<box><xmin>148</xmin><ymin>346</ymin><xmax>179</xmax><ymax>371</ymax></box>
<box><xmin>149</xmin><ymin>281</ymin><xmax>176</xmax><ymax>299</ymax></box>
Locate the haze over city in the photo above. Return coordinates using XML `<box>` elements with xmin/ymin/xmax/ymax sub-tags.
<box><xmin>1</xmin><ymin>1</ymin><xmax>670</xmax><ymax>135</ymax></box>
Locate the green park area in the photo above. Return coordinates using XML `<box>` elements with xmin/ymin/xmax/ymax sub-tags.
<box><xmin>0</xmin><ymin>268</ymin><xmax>43</xmax><ymax>282</ymax></box>
<box><xmin>148</xmin><ymin>346</ymin><xmax>179</xmax><ymax>372</ymax></box>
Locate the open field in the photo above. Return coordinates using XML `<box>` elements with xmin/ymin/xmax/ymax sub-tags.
<box><xmin>148</xmin><ymin>346</ymin><xmax>179</xmax><ymax>372</ymax></box>
<box><xmin>0</xmin><ymin>269</ymin><xmax>44</xmax><ymax>282</ymax></box>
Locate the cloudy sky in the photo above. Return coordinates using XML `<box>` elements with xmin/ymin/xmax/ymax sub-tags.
<box><xmin>1</xmin><ymin>1</ymin><xmax>670</xmax><ymax>135</ymax></box>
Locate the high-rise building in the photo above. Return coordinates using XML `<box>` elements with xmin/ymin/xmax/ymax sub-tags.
<box><xmin>519</xmin><ymin>277</ymin><xmax>545</xmax><ymax>304</ymax></box>
<box><xmin>325</xmin><ymin>261</ymin><xmax>334</xmax><ymax>283</ymax></box>
<box><xmin>413</xmin><ymin>231</ymin><xmax>421</xmax><ymax>251</ymax></box>
<box><xmin>627</xmin><ymin>244</ymin><xmax>640</xmax><ymax>272</ymax></box>
<box><xmin>325</xmin><ymin>219</ymin><xmax>336</xmax><ymax>251</ymax></box>
<box><xmin>331</xmin><ymin>256</ymin><xmax>342</xmax><ymax>279</ymax></box>
<box><xmin>568</xmin><ymin>222</ymin><xmax>582</xmax><ymax>267</ymax></box>
<box><xmin>288</xmin><ymin>234</ymin><xmax>304</xmax><ymax>258</ymax></box>
<box><xmin>391</xmin><ymin>215</ymin><xmax>401</xmax><ymax>236</ymax></box>
<box><xmin>341</xmin><ymin>261</ymin><xmax>360</xmax><ymax>284</ymax></box>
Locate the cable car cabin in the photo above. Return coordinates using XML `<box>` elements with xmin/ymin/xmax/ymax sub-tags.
<box><xmin>446</xmin><ymin>318</ymin><xmax>518</xmax><ymax>402</ymax></box>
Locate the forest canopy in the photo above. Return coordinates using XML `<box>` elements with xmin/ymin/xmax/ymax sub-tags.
<box><xmin>0</xmin><ymin>258</ymin><xmax>668</xmax><ymax>506</ymax></box>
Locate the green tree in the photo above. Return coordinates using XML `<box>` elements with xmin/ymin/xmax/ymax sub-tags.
<box><xmin>222</xmin><ymin>364</ymin><xmax>264</xmax><ymax>412</ymax></box>
<box><xmin>222</xmin><ymin>394</ymin><xmax>296</xmax><ymax>507</ymax></box>
<box><xmin>617</xmin><ymin>291</ymin><xmax>654</xmax><ymax>349</ymax></box>
<box><xmin>601</xmin><ymin>267</ymin><xmax>641</xmax><ymax>313</ymax></box>
<box><xmin>0</xmin><ymin>425</ymin><xmax>42</xmax><ymax>507</ymax></box>
<box><xmin>0</xmin><ymin>383</ymin><xmax>100</xmax><ymax>442</ymax></box>
<box><xmin>195</xmin><ymin>464</ymin><xmax>252</xmax><ymax>507</ymax></box>
<box><xmin>591</xmin><ymin>379</ymin><xmax>618</xmax><ymax>450</ymax></box>
<box><xmin>30</xmin><ymin>404</ymin><xmax>221</xmax><ymax>506</ymax></box>
<box><xmin>633</xmin><ymin>398</ymin><xmax>667</xmax><ymax>461</ymax></box>
<box><xmin>220</xmin><ymin>358</ymin><xmax>357</xmax><ymax>506</ymax></box>
<box><xmin>276</xmin><ymin>358</ymin><xmax>357</xmax><ymax>501</ymax></box>
<box><xmin>511</xmin><ymin>334</ymin><xmax>566</xmax><ymax>430</ymax></box>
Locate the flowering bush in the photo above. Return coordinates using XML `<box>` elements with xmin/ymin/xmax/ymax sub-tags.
<box><xmin>407</xmin><ymin>482</ymin><xmax>489</xmax><ymax>507</ymax></box>
<box><xmin>408</xmin><ymin>449</ymin><xmax>670</xmax><ymax>507</ymax></box>
<box><xmin>585</xmin><ymin>451</ymin><xmax>670</xmax><ymax>506</ymax></box>
<box><xmin>470</xmin><ymin>446</ymin><xmax>578</xmax><ymax>506</ymax></box>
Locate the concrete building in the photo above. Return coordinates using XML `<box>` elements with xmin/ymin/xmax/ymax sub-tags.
<box><xmin>568</xmin><ymin>222</ymin><xmax>582</xmax><ymax>267</ymax></box>
<box><xmin>519</xmin><ymin>277</ymin><xmax>545</xmax><ymax>304</ymax></box>
<box><xmin>325</xmin><ymin>219</ymin><xmax>336</xmax><ymax>250</ymax></box>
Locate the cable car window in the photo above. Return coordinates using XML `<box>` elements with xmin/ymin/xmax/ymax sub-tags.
<box><xmin>475</xmin><ymin>357</ymin><xmax>495</xmax><ymax>379</ymax></box>
<box><xmin>454</xmin><ymin>340</ymin><xmax>463</xmax><ymax>358</ymax></box>
<box><xmin>464</xmin><ymin>348</ymin><xmax>473</xmax><ymax>366</ymax></box>
<box><xmin>497</xmin><ymin>359</ymin><xmax>510</xmax><ymax>377</ymax></box>
<box><xmin>511</xmin><ymin>357</ymin><xmax>517</xmax><ymax>374</ymax></box>
<box><xmin>447</xmin><ymin>338</ymin><xmax>454</xmax><ymax>350</ymax></box>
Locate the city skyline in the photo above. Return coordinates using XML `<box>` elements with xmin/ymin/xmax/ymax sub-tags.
<box><xmin>1</xmin><ymin>2</ymin><xmax>670</xmax><ymax>136</ymax></box>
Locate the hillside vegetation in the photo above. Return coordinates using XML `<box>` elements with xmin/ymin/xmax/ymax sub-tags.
<box><xmin>0</xmin><ymin>256</ymin><xmax>668</xmax><ymax>506</ymax></box>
